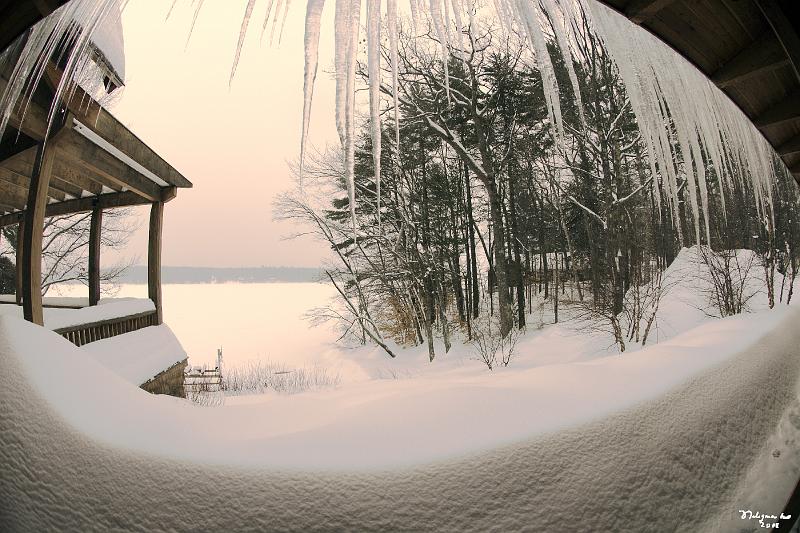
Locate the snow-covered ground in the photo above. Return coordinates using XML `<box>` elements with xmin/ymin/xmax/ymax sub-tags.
<box><xmin>1</xmin><ymin>247</ymin><xmax>799</xmax><ymax>530</ymax></box>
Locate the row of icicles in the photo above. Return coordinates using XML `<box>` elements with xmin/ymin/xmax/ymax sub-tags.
<box><xmin>0</xmin><ymin>0</ymin><xmax>781</xmax><ymax>245</ymax></box>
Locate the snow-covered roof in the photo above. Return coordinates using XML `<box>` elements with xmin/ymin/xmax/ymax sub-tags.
<box><xmin>74</xmin><ymin>5</ymin><xmax>125</xmax><ymax>88</ymax></box>
<box><xmin>89</xmin><ymin>9</ymin><xmax>125</xmax><ymax>84</ymax></box>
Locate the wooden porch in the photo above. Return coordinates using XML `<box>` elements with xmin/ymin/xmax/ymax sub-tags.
<box><xmin>0</xmin><ymin>28</ymin><xmax>191</xmax><ymax>341</ymax></box>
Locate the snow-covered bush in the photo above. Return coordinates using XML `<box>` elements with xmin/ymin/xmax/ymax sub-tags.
<box><xmin>470</xmin><ymin>314</ymin><xmax>520</xmax><ymax>370</ymax></box>
<box><xmin>695</xmin><ymin>246</ymin><xmax>761</xmax><ymax>317</ymax></box>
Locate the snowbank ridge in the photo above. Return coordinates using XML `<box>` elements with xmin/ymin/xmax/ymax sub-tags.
<box><xmin>1</xmin><ymin>309</ymin><xmax>798</xmax><ymax>531</ymax></box>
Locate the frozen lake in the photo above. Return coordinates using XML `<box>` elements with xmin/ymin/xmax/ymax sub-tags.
<box><xmin>56</xmin><ymin>282</ymin><xmax>340</xmax><ymax>369</ymax></box>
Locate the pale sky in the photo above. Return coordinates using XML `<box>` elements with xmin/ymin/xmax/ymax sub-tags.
<box><xmin>109</xmin><ymin>0</ymin><xmax>339</xmax><ymax>268</ymax></box>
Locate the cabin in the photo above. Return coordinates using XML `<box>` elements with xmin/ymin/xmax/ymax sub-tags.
<box><xmin>0</xmin><ymin>9</ymin><xmax>192</xmax><ymax>395</ymax></box>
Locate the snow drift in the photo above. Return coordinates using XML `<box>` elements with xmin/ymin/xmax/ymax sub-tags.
<box><xmin>1</xmin><ymin>303</ymin><xmax>799</xmax><ymax>530</ymax></box>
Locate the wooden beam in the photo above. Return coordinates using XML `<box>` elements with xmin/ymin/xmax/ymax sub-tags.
<box><xmin>52</xmin><ymin>160</ymin><xmax>106</xmax><ymax>195</ymax></box>
<box><xmin>45</xmin><ymin>64</ymin><xmax>192</xmax><ymax>189</ymax></box>
<box><xmin>88</xmin><ymin>207</ymin><xmax>102</xmax><ymax>306</ymax></box>
<box><xmin>0</xmin><ymin>126</ymin><xmax>38</xmax><ymax>163</ymax></box>
<box><xmin>148</xmin><ymin>201</ymin><xmax>164</xmax><ymax>325</ymax></box>
<box><xmin>5</xmin><ymin>158</ymin><xmax>86</xmax><ymax>199</ymax></box>
<box><xmin>55</xmin><ymin>125</ymin><xmax>163</xmax><ymax>201</ymax></box>
<box><xmin>3</xmin><ymin>144</ymin><xmax>113</xmax><ymax>197</ymax></box>
<box><xmin>711</xmin><ymin>33</ymin><xmax>790</xmax><ymax>88</ymax></box>
<box><xmin>0</xmin><ymin>188</ymin><xmax>176</xmax><ymax>228</ymax></box>
<box><xmin>0</xmin><ymin>166</ymin><xmax>66</xmax><ymax>201</ymax></box>
<box><xmin>31</xmin><ymin>0</ymin><xmax>61</xmax><ymax>16</ymax></box>
<box><xmin>0</xmin><ymin>179</ymin><xmax>28</xmax><ymax>209</ymax></box>
<box><xmin>15</xmin><ymin>222</ymin><xmax>23</xmax><ymax>305</ymax></box>
<box><xmin>753</xmin><ymin>91</ymin><xmax>800</xmax><ymax>129</ymax></box>
<box><xmin>22</xmin><ymin>142</ymin><xmax>56</xmax><ymax>325</ymax></box>
<box><xmin>625</xmin><ymin>0</ymin><xmax>676</xmax><ymax>24</ymax></box>
<box><xmin>0</xmin><ymin>0</ymin><xmax>68</xmax><ymax>54</ymax></box>
<box><xmin>0</xmin><ymin>74</ymin><xmax>50</xmax><ymax>141</ymax></box>
<box><xmin>756</xmin><ymin>0</ymin><xmax>800</xmax><ymax>84</ymax></box>
<box><xmin>777</xmin><ymin>135</ymin><xmax>800</xmax><ymax>156</ymax></box>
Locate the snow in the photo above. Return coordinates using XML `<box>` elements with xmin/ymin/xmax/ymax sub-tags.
<box><xmin>0</xmin><ymin>303</ymin><xmax>798</xmax><ymax>529</ymax></box>
<box><xmin>650</xmin><ymin>246</ymin><xmax>778</xmax><ymax>341</ymax></box>
<box><xmin>0</xmin><ymin>297</ymin><xmax>154</xmax><ymax>331</ymax></box>
<box><xmin>81</xmin><ymin>325</ymin><xmax>187</xmax><ymax>385</ymax></box>
<box><xmin>82</xmin><ymin>1</ymin><xmax>126</xmax><ymax>83</ymax></box>
<box><xmin>0</xmin><ymin>294</ymin><xmax>86</xmax><ymax>307</ymax></box>
<box><xmin>72</xmin><ymin>118</ymin><xmax>169</xmax><ymax>186</ymax></box>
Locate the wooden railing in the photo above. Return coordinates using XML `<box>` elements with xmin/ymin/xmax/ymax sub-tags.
<box><xmin>54</xmin><ymin>310</ymin><xmax>159</xmax><ymax>347</ymax></box>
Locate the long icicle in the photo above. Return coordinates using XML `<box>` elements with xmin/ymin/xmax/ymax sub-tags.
<box><xmin>344</xmin><ymin>0</ymin><xmax>362</xmax><ymax>232</ymax></box>
<box><xmin>229</xmin><ymin>0</ymin><xmax>258</xmax><ymax>85</ymax></box>
<box><xmin>333</xmin><ymin>0</ymin><xmax>350</xmax><ymax>146</ymax></box>
<box><xmin>387</xmin><ymin>0</ymin><xmax>400</xmax><ymax>151</ymax></box>
<box><xmin>367</xmin><ymin>0</ymin><xmax>382</xmax><ymax>227</ymax></box>
<box><xmin>299</xmin><ymin>0</ymin><xmax>327</xmax><ymax>182</ymax></box>
<box><xmin>278</xmin><ymin>0</ymin><xmax>294</xmax><ymax>44</ymax></box>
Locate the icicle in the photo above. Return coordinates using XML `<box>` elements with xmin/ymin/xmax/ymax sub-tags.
<box><xmin>387</xmin><ymin>0</ymin><xmax>401</xmax><ymax>151</ymax></box>
<box><xmin>344</xmin><ymin>0</ymin><xmax>362</xmax><ymax>231</ymax></box>
<box><xmin>1</xmin><ymin>0</ymin><xmax>127</xmax><ymax>151</ymax></box>
<box><xmin>513</xmin><ymin>0</ymin><xmax>563</xmax><ymax>142</ymax></box>
<box><xmin>165</xmin><ymin>0</ymin><xmax>179</xmax><ymax>20</ymax></box>
<box><xmin>450</xmin><ymin>0</ymin><xmax>466</xmax><ymax>53</ymax></box>
<box><xmin>270</xmin><ymin>0</ymin><xmax>285</xmax><ymax>45</ymax></box>
<box><xmin>299</xmin><ymin>0</ymin><xmax>326</xmax><ymax>182</ymax></box>
<box><xmin>442</xmin><ymin>0</ymin><xmax>453</xmax><ymax>46</ymax></box>
<box><xmin>428</xmin><ymin>0</ymin><xmax>450</xmax><ymax>100</ymax></box>
<box><xmin>333</xmin><ymin>0</ymin><xmax>350</xmax><ymax>146</ymax></box>
<box><xmin>260</xmin><ymin>0</ymin><xmax>277</xmax><ymax>43</ymax></box>
<box><xmin>408</xmin><ymin>0</ymin><xmax>420</xmax><ymax>34</ymax></box>
<box><xmin>229</xmin><ymin>0</ymin><xmax>257</xmax><ymax>86</ymax></box>
<box><xmin>367</xmin><ymin>0</ymin><xmax>382</xmax><ymax>227</ymax></box>
<box><xmin>541</xmin><ymin>0</ymin><xmax>585</xmax><ymax>128</ymax></box>
<box><xmin>279</xmin><ymin>0</ymin><xmax>293</xmax><ymax>44</ymax></box>
<box><xmin>185</xmin><ymin>0</ymin><xmax>205</xmax><ymax>49</ymax></box>
<box><xmin>582</xmin><ymin>0</ymin><xmax>780</xmax><ymax>241</ymax></box>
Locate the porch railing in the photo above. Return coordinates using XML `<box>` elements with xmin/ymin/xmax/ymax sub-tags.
<box><xmin>54</xmin><ymin>310</ymin><xmax>159</xmax><ymax>347</ymax></box>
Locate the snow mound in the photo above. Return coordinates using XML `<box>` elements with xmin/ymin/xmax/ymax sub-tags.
<box><xmin>643</xmin><ymin>246</ymin><xmax>781</xmax><ymax>342</ymax></box>
<box><xmin>1</xmin><ymin>306</ymin><xmax>799</xmax><ymax>530</ymax></box>
<box><xmin>81</xmin><ymin>325</ymin><xmax>187</xmax><ymax>385</ymax></box>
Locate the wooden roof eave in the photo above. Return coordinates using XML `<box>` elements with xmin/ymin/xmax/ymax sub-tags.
<box><xmin>42</xmin><ymin>63</ymin><xmax>193</xmax><ymax>189</ymax></box>
<box><xmin>0</xmin><ymin>186</ymin><xmax>178</xmax><ymax>228</ymax></box>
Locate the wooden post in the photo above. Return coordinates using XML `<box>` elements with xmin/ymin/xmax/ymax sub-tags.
<box><xmin>15</xmin><ymin>222</ymin><xmax>23</xmax><ymax>305</ymax></box>
<box><xmin>148</xmin><ymin>201</ymin><xmax>163</xmax><ymax>325</ymax></box>
<box><xmin>22</xmin><ymin>143</ymin><xmax>55</xmax><ymax>325</ymax></box>
<box><xmin>88</xmin><ymin>206</ymin><xmax>102</xmax><ymax>306</ymax></box>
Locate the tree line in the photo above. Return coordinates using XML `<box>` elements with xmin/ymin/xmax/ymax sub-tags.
<box><xmin>277</xmin><ymin>14</ymin><xmax>800</xmax><ymax>360</ymax></box>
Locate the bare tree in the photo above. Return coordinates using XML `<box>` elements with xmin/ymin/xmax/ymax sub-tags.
<box><xmin>0</xmin><ymin>208</ymin><xmax>138</xmax><ymax>296</ymax></box>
